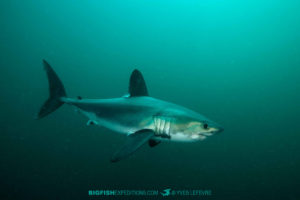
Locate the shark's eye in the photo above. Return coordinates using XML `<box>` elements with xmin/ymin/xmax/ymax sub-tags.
<box><xmin>203</xmin><ymin>123</ymin><xmax>208</xmax><ymax>129</ymax></box>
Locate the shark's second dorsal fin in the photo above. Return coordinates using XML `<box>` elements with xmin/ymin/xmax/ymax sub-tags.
<box><xmin>129</xmin><ymin>69</ymin><xmax>149</xmax><ymax>97</ymax></box>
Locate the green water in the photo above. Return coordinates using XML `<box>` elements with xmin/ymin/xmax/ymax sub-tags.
<box><xmin>1</xmin><ymin>1</ymin><xmax>299</xmax><ymax>199</ymax></box>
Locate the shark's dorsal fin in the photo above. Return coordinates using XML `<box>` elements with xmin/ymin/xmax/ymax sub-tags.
<box><xmin>129</xmin><ymin>69</ymin><xmax>149</xmax><ymax>97</ymax></box>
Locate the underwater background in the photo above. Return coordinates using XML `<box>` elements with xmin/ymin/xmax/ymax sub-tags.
<box><xmin>0</xmin><ymin>0</ymin><xmax>299</xmax><ymax>199</ymax></box>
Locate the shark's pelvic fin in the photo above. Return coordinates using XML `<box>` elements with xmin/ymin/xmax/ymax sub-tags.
<box><xmin>37</xmin><ymin>60</ymin><xmax>66</xmax><ymax>119</ymax></box>
<box><xmin>86</xmin><ymin>120</ymin><xmax>98</xmax><ymax>126</ymax></box>
<box><xmin>129</xmin><ymin>69</ymin><xmax>149</xmax><ymax>97</ymax></box>
<box><xmin>111</xmin><ymin>129</ymin><xmax>154</xmax><ymax>162</ymax></box>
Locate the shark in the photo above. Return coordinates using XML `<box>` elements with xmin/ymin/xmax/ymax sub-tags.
<box><xmin>37</xmin><ymin>60</ymin><xmax>224</xmax><ymax>162</ymax></box>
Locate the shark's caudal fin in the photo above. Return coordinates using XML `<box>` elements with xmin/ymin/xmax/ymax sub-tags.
<box><xmin>37</xmin><ymin>60</ymin><xmax>66</xmax><ymax>119</ymax></box>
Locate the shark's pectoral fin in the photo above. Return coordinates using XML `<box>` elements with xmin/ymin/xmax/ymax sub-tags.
<box><xmin>110</xmin><ymin>129</ymin><xmax>154</xmax><ymax>162</ymax></box>
<box><xmin>148</xmin><ymin>139</ymin><xmax>161</xmax><ymax>148</ymax></box>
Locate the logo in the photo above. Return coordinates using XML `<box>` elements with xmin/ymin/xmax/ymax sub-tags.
<box><xmin>161</xmin><ymin>188</ymin><xmax>171</xmax><ymax>196</ymax></box>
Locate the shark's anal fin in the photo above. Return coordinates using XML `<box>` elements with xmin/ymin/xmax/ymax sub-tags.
<box><xmin>111</xmin><ymin>129</ymin><xmax>154</xmax><ymax>162</ymax></box>
<box><xmin>148</xmin><ymin>139</ymin><xmax>161</xmax><ymax>148</ymax></box>
<box><xmin>129</xmin><ymin>69</ymin><xmax>149</xmax><ymax>97</ymax></box>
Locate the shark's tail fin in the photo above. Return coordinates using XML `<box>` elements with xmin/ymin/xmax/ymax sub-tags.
<box><xmin>37</xmin><ymin>60</ymin><xmax>66</xmax><ymax>119</ymax></box>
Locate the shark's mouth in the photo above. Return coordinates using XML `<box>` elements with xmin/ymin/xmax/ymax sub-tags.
<box><xmin>196</xmin><ymin>132</ymin><xmax>215</xmax><ymax>140</ymax></box>
<box><xmin>191</xmin><ymin>132</ymin><xmax>213</xmax><ymax>140</ymax></box>
<box><xmin>199</xmin><ymin>132</ymin><xmax>213</xmax><ymax>136</ymax></box>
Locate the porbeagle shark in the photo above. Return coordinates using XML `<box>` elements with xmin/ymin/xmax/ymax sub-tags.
<box><xmin>37</xmin><ymin>60</ymin><xmax>223</xmax><ymax>162</ymax></box>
